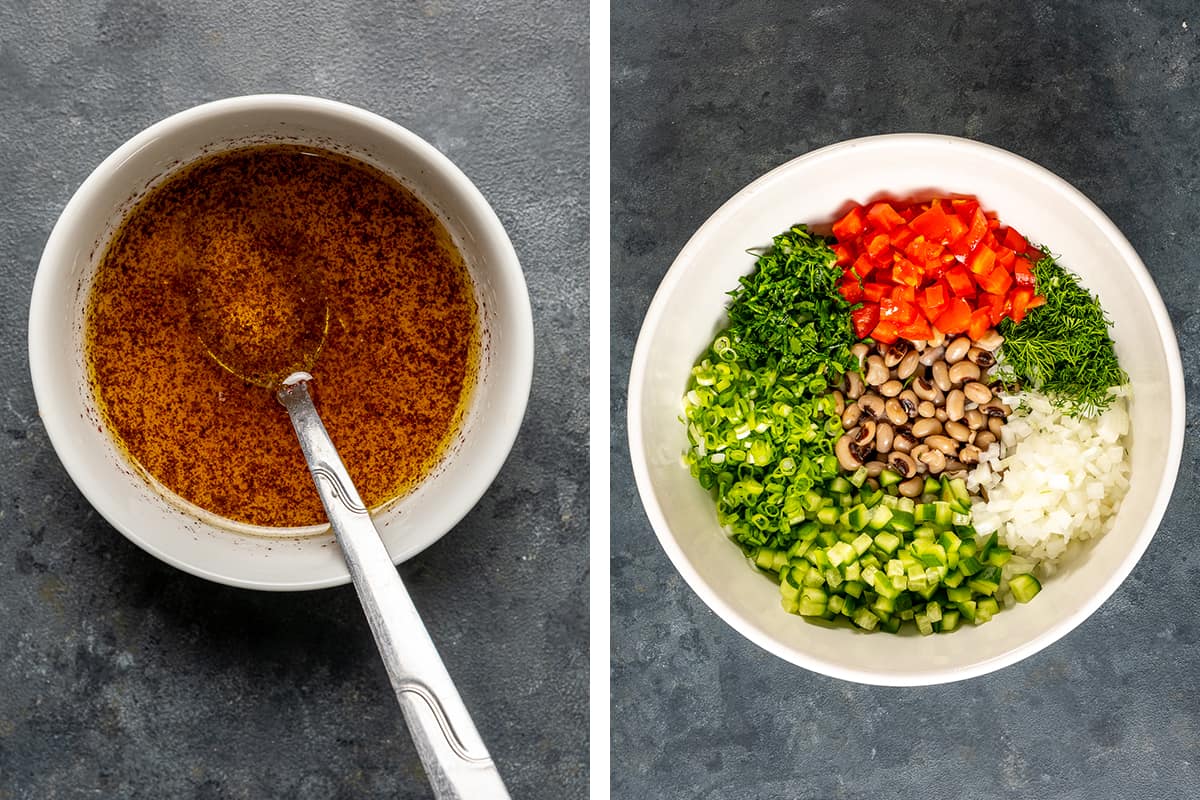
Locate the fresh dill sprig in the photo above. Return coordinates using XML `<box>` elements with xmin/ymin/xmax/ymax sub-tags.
<box><xmin>995</xmin><ymin>249</ymin><xmax>1127</xmax><ymax>416</ymax></box>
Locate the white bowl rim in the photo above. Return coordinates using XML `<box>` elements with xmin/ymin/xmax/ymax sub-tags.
<box><xmin>627</xmin><ymin>132</ymin><xmax>1185</xmax><ymax>685</ymax></box>
<box><xmin>29</xmin><ymin>93</ymin><xmax>535</xmax><ymax>591</ymax></box>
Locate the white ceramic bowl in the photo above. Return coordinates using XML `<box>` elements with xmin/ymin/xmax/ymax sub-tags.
<box><xmin>628</xmin><ymin>134</ymin><xmax>1184</xmax><ymax>685</ymax></box>
<box><xmin>30</xmin><ymin>95</ymin><xmax>533</xmax><ymax>591</ymax></box>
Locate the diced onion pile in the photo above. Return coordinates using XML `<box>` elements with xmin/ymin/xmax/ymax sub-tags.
<box><xmin>968</xmin><ymin>388</ymin><xmax>1131</xmax><ymax>575</ymax></box>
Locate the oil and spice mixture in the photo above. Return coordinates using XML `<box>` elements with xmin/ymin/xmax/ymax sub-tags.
<box><xmin>86</xmin><ymin>144</ymin><xmax>479</xmax><ymax>528</ymax></box>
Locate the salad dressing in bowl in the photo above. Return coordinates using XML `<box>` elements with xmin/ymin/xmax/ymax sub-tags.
<box><xmin>86</xmin><ymin>144</ymin><xmax>480</xmax><ymax>529</ymax></box>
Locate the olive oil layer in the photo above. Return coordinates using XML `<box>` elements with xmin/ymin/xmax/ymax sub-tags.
<box><xmin>86</xmin><ymin>145</ymin><xmax>478</xmax><ymax>528</ymax></box>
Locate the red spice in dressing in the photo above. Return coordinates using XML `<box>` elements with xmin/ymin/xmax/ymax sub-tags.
<box><xmin>86</xmin><ymin>144</ymin><xmax>479</xmax><ymax>528</ymax></box>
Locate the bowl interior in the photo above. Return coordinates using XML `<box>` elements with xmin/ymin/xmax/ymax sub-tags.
<box><xmin>30</xmin><ymin>96</ymin><xmax>533</xmax><ymax>590</ymax></box>
<box><xmin>629</xmin><ymin>134</ymin><xmax>1183</xmax><ymax>684</ymax></box>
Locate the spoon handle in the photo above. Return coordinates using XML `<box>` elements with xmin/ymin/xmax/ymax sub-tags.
<box><xmin>277</xmin><ymin>377</ymin><xmax>511</xmax><ymax>800</ymax></box>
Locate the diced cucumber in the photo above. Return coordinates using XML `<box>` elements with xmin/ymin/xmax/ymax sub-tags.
<box><xmin>912</xmin><ymin>524</ymin><xmax>937</xmax><ymax>541</ymax></box>
<box><xmin>872</xmin><ymin>594</ymin><xmax>896</xmax><ymax>614</ymax></box>
<box><xmin>878</xmin><ymin>468</ymin><xmax>902</xmax><ymax>488</ymax></box>
<box><xmin>802</xmin><ymin>491</ymin><xmax>826</xmax><ymax>513</ymax></box>
<box><xmin>968</xmin><ymin>575</ymin><xmax>1000</xmax><ymax>596</ymax></box>
<box><xmin>852</xmin><ymin>608</ymin><xmax>879</xmax><ymax>631</ymax></box>
<box><xmin>932</xmin><ymin>502</ymin><xmax>954</xmax><ymax>528</ymax></box>
<box><xmin>976</xmin><ymin>596</ymin><xmax>1000</xmax><ymax>623</ymax></box>
<box><xmin>848</xmin><ymin>466</ymin><xmax>869</xmax><ymax>488</ymax></box>
<box><xmin>948</xmin><ymin>477</ymin><xmax>970</xmax><ymax>506</ymax></box>
<box><xmin>986</xmin><ymin>547</ymin><xmax>1013</xmax><ymax>567</ymax></box>
<box><xmin>828</xmin><ymin>475</ymin><xmax>853</xmax><ymax>495</ymax></box>
<box><xmin>946</xmin><ymin>585</ymin><xmax>972</xmax><ymax>604</ymax></box>
<box><xmin>873</xmin><ymin>574</ymin><xmax>902</xmax><ymax>600</ymax></box>
<box><xmin>843</xmin><ymin>503</ymin><xmax>871</xmax><ymax>531</ymax></box>
<box><xmin>851</xmin><ymin>533</ymin><xmax>874</xmax><ymax>556</ymax></box>
<box><xmin>958</xmin><ymin>555</ymin><xmax>983</xmax><ymax>576</ymax></box>
<box><xmin>923</xmin><ymin>476</ymin><xmax>941</xmax><ymax>495</ymax></box>
<box><xmin>754</xmin><ymin>548</ymin><xmax>778</xmax><ymax>570</ymax></box>
<box><xmin>867</xmin><ymin>504</ymin><xmax>894</xmax><ymax>530</ymax></box>
<box><xmin>888</xmin><ymin>509</ymin><xmax>915</xmax><ymax>532</ymax></box>
<box><xmin>796</xmin><ymin>521</ymin><xmax>821</xmax><ymax>541</ymax></box>
<box><xmin>874</xmin><ymin>531</ymin><xmax>901</xmax><ymax>556</ymax></box>
<box><xmin>816</xmin><ymin>507</ymin><xmax>840</xmax><ymax>526</ymax></box>
<box><xmin>939</xmin><ymin>609</ymin><xmax>960</xmax><ymax>632</ymax></box>
<box><xmin>979</xmin><ymin>532</ymin><xmax>999</xmax><ymax>560</ymax></box>
<box><xmin>787</xmin><ymin>540</ymin><xmax>812</xmax><ymax>562</ymax></box>
<box><xmin>1010</xmin><ymin>573</ymin><xmax>1042</xmax><ymax>603</ymax></box>
<box><xmin>827</xmin><ymin>541</ymin><xmax>856</xmax><ymax>567</ymax></box>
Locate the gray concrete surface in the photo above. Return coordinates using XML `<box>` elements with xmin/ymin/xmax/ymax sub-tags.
<box><xmin>0</xmin><ymin>2</ymin><xmax>587</xmax><ymax>798</ymax></box>
<box><xmin>612</xmin><ymin>2</ymin><xmax>1199</xmax><ymax>798</ymax></box>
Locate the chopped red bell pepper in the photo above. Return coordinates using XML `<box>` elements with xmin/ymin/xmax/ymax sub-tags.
<box><xmin>863</xmin><ymin>282</ymin><xmax>890</xmax><ymax>303</ymax></box>
<box><xmin>977</xmin><ymin>264</ymin><xmax>1013</xmax><ymax>296</ymax></box>
<box><xmin>891</xmin><ymin>256</ymin><xmax>923</xmax><ymax>287</ymax></box>
<box><xmin>879</xmin><ymin>297</ymin><xmax>917</xmax><ymax>325</ymax></box>
<box><xmin>1002</xmin><ymin>227</ymin><xmax>1028</xmax><ymax>252</ymax></box>
<box><xmin>1009</xmin><ymin>288</ymin><xmax>1032</xmax><ymax>324</ymax></box>
<box><xmin>1013</xmin><ymin>257</ymin><xmax>1035</xmax><ymax>288</ymax></box>
<box><xmin>944</xmin><ymin>267</ymin><xmax>976</xmax><ymax>298</ymax></box>
<box><xmin>934</xmin><ymin>297</ymin><xmax>972</xmax><ymax>335</ymax></box>
<box><xmin>832</xmin><ymin>207</ymin><xmax>866</xmax><ymax>241</ymax></box>
<box><xmin>899</xmin><ymin>316</ymin><xmax>933</xmax><ymax>341</ymax></box>
<box><xmin>910</xmin><ymin>204</ymin><xmax>952</xmax><ymax>241</ymax></box>
<box><xmin>892</xmin><ymin>285</ymin><xmax>917</xmax><ymax>305</ymax></box>
<box><xmin>829</xmin><ymin>194</ymin><xmax>1041</xmax><ymax>343</ymax></box>
<box><xmin>967</xmin><ymin>308</ymin><xmax>992</xmax><ymax>341</ymax></box>
<box><xmin>924</xmin><ymin>282</ymin><xmax>948</xmax><ymax>309</ymax></box>
<box><xmin>840</xmin><ymin>276</ymin><xmax>865</xmax><ymax>304</ymax></box>
<box><xmin>866</xmin><ymin>232</ymin><xmax>891</xmax><ymax>260</ymax></box>
<box><xmin>870</xmin><ymin>319</ymin><xmax>901</xmax><ymax>344</ymax></box>
<box><xmin>851</xmin><ymin>304</ymin><xmax>880</xmax><ymax>338</ymax></box>
<box><xmin>889</xmin><ymin>226</ymin><xmax>917</xmax><ymax>249</ymax></box>
<box><xmin>963</xmin><ymin>207</ymin><xmax>989</xmax><ymax>250</ymax></box>
<box><xmin>851</xmin><ymin>253</ymin><xmax>876</xmax><ymax>279</ymax></box>
<box><xmin>867</xmin><ymin>202</ymin><xmax>906</xmax><ymax>232</ymax></box>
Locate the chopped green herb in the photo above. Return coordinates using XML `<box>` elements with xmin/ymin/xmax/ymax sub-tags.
<box><xmin>995</xmin><ymin>249</ymin><xmax>1127</xmax><ymax>416</ymax></box>
<box><xmin>683</xmin><ymin>225</ymin><xmax>855</xmax><ymax>551</ymax></box>
<box><xmin>724</xmin><ymin>226</ymin><xmax>857</xmax><ymax>378</ymax></box>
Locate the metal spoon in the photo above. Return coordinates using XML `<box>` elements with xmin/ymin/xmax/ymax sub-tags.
<box><xmin>188</xmin><ymin>218</ymin><xmax>510</xmax><ymax>799</ymax></box>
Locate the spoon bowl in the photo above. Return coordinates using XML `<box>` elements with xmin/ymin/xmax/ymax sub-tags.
<box><xmin>188</xmin><ymin>211</ymin><xmax>329</xmax><ymax>387</ymax></box>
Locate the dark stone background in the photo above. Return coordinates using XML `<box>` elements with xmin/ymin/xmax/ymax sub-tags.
<box><xmin>612</xmin><ymin>2</ymin><xmax>1199</xmax><ymax>799</ymax></box>
<box><xmin>0</xmin><ymin>1</ymin><xmax>587</xmax><ymax>798</ymax></box>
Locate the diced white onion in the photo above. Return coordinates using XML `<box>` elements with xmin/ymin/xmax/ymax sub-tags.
<box><xmin>969</xmin><ymin>387</ymin><xmax>1131</xmax><ymax>581</ymax></box>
